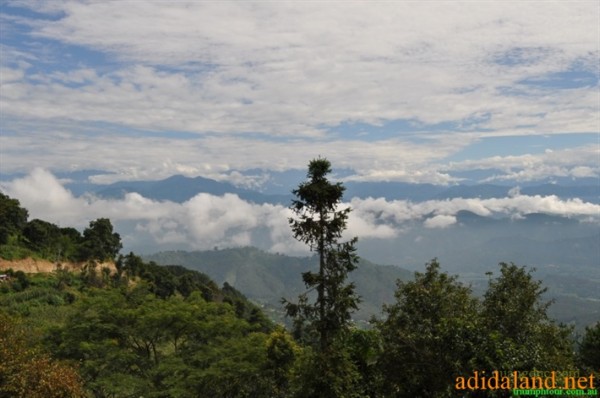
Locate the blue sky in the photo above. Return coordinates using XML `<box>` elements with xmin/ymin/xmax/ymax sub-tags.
<box><xmin>1</xmin><ymin>1</ymin><xmax>598</xmax><ymax>187</ymax></box>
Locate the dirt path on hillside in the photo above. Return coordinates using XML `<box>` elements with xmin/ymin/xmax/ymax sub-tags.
<box><xmin>0</xmin><ymin>258</ymin><xmax>116</xmax><ymax>274</ymax></box>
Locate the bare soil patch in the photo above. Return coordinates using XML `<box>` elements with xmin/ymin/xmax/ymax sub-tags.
<box><xmin>0</xmin><ymin>258</ymin><xmax>116</xmax><ymax>274</ymax></box>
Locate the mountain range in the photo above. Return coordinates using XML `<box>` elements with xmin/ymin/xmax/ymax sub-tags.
<box><xmin>85</xmin><ymin>174</ymin><xmax>599</xmax><ymax>204</ymax></box>
<box><xmin>1</xmin><ymin>170</ymin><xmax>597</xmax><ymax>204</ymax></box>
<box><xmin>143</xmin><ymin>246</ymin><xmax>600</xmax><ymax>330</ymax></box>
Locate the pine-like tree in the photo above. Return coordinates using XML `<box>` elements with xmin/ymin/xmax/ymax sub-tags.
<box><xmin>283</xmin><ymin>157</ymin><xmax>360</xmax><ymax>352</ymax></box>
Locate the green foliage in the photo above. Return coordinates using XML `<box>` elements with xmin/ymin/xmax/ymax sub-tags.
<box><xmin>344</xmin><ymin>328</ymin><xmax>384</xmax><ymax>397</ymax></box>
<box><xmin>1</xmin><ymin>244</ymin><xmax>288</xmax><ymax>398</ymax></box>
<box><xmin>284</xmin><ymin>157</ymin><xmax>360</xmax><ymax>353</ymax></box>
<box><xmin>176</xmin><ymin>331</ymin><xmax>276</xmax><ymax>397</ymax></box>
<box><xmin>57</xmin><ymin>227</ymin><xmax>83</xmax><ymax>260</ymax></box>
<box><xmin>0</xmin><ymin>269</ymin><xmax>31</xmax><ymax>293</ymax></box>
<box><xmin>221</xmin><ymin>281</ymin><xmax>273</xmax><ymax>331</ymax></box>
<box><xmin>375</xmin><ymin>260</ymin><xmax>578</xmax><ymax>397</ymax></box>
<box><xmin>145</xmin><ymin>247</ymin><xmax>411</xmax><ymax>324</ymax></box>
<box><xmin>78</xmin><ymin>218</ymin><xmax>122</xmax><ymax>262</ymax></box>
<box><xmin>289</xmin><ymin>346</ymin><xmax>361</xmax><ymax>398</ymax></box>
<box><xmin>377</xmin><ymin>259</ymin><xmax>481</xmax><ymax>397</ymax></box>
<box><xmin>0</xmin><ymin>193</ymin><xmax>121</xmax><ymax>263</ymax></box>
<box><xmin>264</xmin><ymin>326</ymin><xmax>300</xmax><ymax>397</ymax></box>
<box><xmin>579</xmin><ymin>322</ymin><xmax>600</xmax><ymax>372</ymax></box>
<box><xmin>478</xmin><ymin>262</ymin><xmax>575</xmax><ymax>372</ymax></box>
<box><xmin>0</xmin><ymin>236</ymin><xmax>37</xmax><ymax>260</ymax></box>
<box><xmin>0</xmin><ymin>192</ymin><xmax>28</xmax><ymax>245</ymax></box>
<box><xmin>46</xmin><ymin>285</ymin><xmax>281</xmax><ymax>397</ymax></box>
<box><xmin>22</xmin><ymin>219</ymin><xmax>62</xmax><ymax>258</ymax></box>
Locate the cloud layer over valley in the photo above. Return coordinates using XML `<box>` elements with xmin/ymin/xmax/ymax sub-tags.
<box><xmin>3</xmin><ymin>169</ymin><xmax>598</xmax><ymax>256</ymax></box>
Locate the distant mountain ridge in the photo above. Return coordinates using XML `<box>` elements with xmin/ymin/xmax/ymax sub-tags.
<box><xmin>86</xmin><ymin>174</ymin><xmax>599</xmax><ymax>204</ymax></box>
<box><xmin>94</xmin><ymin>175</ymin><xmax>292</xmax><ymax>204</ymax></box>
<box><xmin>2</xmin><ymin>170</ymin><xmax>596</xmax><ymax>203</ymax></box>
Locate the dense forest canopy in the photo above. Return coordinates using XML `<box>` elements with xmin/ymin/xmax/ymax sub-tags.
<box><xmin>0</xmin><ymin>192</ymin><xmax>121</xmax><ymax>263</ymax></box>
<box><xmin>1</xmin><ymin>161</ymin><xmax>598</xmax><ymax>398</ymax></box>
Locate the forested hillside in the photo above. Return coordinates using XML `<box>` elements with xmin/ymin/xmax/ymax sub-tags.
<box><xmin>0</xmin><ymin>256</ymin><xmax>280</xmax><ymax>397</ymax></box>
<box><xmin>1</xmin><ymin>190</ymin><xmax>598</xmax><ymax>397</ymax></box>
<box><xmin>144</xmin><ymin>247</ymin><xmax>413</xmax><ymax>324</ymax></box>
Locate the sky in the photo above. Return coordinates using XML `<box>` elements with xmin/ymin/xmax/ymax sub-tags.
<box><xmin>0</xmin><ymin>1</ymin><xmax>599</xmax><ymax>254</ymax></box>
<box><xmin>1</xmin><ymin>1</ymin><xmax>598</xmax><ymax>185</ymax></box>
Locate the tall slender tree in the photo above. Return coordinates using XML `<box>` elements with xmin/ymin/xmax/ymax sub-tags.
<box><xmin>283</xmin><ymin>157</ymin><xmax>360</xmax><ymax>352</ymax></box>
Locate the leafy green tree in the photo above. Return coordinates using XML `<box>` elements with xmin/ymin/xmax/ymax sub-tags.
<box><xmin>289</xmin><ymin>346</ymin><xmax>361</xmax><ymax>398</ymax></box>
<box><xmin>579</xmin><ymin>322</ymin><xmax>600</xmax><ymax>372</ymax></box>
<box><xmin>46</xmin><ymin>270</ymin><xmax>279</xmax><ymax>398</ymax></box>
<box><xmin>0</xmin><ymin>192</ymin><xmax>28</xmax><ymax>245</ymax></box>
<box><xmin>78</xmin><ymin>218</ymin><xmax>122</xmax><ymax>261</ymax></box>
<box><xmin>478</xmin><ymin>263</ymin><xmax>575</xmax><ymax>372</ymax></box>
<box><xmin>344</xmin><ymin>328</ymin><xmax>384</xmax><ymax>397</ymax></box>
<box><xmin>48</xmin><ymin>288</ymin><xmax>149</xmax><ymax>396</ymax></box>
<box><xmin>54</xmin><ymin>263</ymin><xmax>76</xmax><ymax>290</ymax></box>
<box><xmin>376</xmin><ymin>259</ymin><xmax>481</xmax><ymax>397</ymax></box>
<box><xmin>263</xmin><ymin>326</ymin><xmax>299</xmax><ymax>397</ymax></box>
<box><xmin>222</xmin><ymin>281</ymin><xmax>272</xmax><ymax>331</ymax></box>
<box><xmin>23</xmin><ymin>219</ymin><xmax>61</xmax><ymax>257</ymax></box>
<box><xmin>283</xmin><ymin>158</ymin><xmax>360</xmax><ymax>351</ymax></box>
<box><xmin>116</xmin><ymin>251</ymin><xmax>144</xmax><ymax>279</ymax></box>
<box><xmin>178</xmin><ymin>331</ymin><xmax>275</xmax><ymax>397</ymax></box>
<box><xmin>58</xmin><ymin>227</ymin><xmax>82</xmax><ymax>261</ymax></box>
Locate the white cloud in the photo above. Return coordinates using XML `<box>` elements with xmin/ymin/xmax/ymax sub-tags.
<box><xmin>3</xmin><ymin>168</ymin><xmax>79</xmax><ymax>220</ymax></box>
<box><xmin>0</xmin><ymin>2</ymin><xmax>598</xmax><ymax>183</ymax></box>
<box><xmin>447</xmin><ymin>145</ymin><xmax>599</xmax><ymax>182</ymax></box>
<box><xmin>570</xmin><ymin>166</ymin><xmax>596</xmax><ymax>178</ymax></box>
<box><xmin>3</xmin><ymin>170</ymin><xmax>598</xmax><ymax>255</ymax></box>
<box><xmin>349</xmin><ymin>194</ymin><xmax>600</xmax><ymax>226</ymax></box>
<box><xmin>424</xmin><ymin>215</ymin><xmax>457</xmax><ymax>229</ymax></box>
<box><xmin>0</xmin><ymin>129</ymin><xmax>464</xmax><ymax>184</ymax></box>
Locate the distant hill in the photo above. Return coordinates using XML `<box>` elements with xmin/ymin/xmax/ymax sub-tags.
<box><xmin>144</xmin><ymin>246</ymin><xmax>413</xmax><ymax>324</ymax></box>
<box><xmin>79</xmin><ymin>174</ymin><xmax>600</xmax><ymax>204</ymax></box>
<box><xmin>95</xmin><ymin>174</ymin><xmax>292</xmax><ymax>204</ymax></box>
<box><xmin>344</xmin><ymin>181</ymin><xmax>445</xmax><ymax>201</ymax></box>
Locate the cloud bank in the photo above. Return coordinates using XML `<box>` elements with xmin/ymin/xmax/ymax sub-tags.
<box><xmin>2</xmin><ymin>170</ymin><xmax>598</xmax><ymax>254</ymax></box>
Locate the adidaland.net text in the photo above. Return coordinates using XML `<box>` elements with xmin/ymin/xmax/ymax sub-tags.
<box><xmin>456</xmin><ymin>371</ymin><xmax>596</xmax><ymax>391</ymax></box>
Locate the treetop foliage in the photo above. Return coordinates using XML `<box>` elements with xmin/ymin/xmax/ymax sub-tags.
<box><xmin>0</xmin><ymin>192</ymin><xmax>29</xmax><ymax>245</ymax></box>
<box><xmin>290</xmin><ymin>158</ymin><xmax>350</xmax><ymax>251</ymax></box>
<box><xmin>284</xmin><ymin>158</ymin><xmax>360</xmax><ymax>352</ymax></box>
<box><xmin>0</xmin><ymin>193</ymin><xmax>122</xmax><ymax>263</ymax></box>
